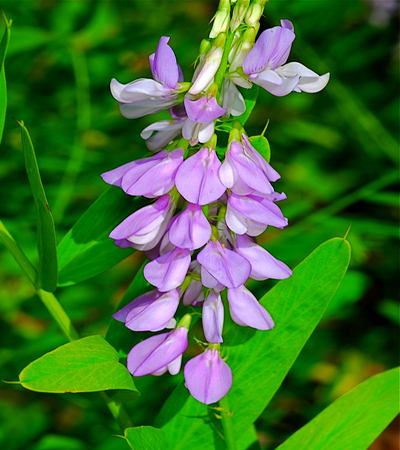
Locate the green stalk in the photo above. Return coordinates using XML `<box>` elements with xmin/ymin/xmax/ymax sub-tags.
<box><xmin>215</xmin><ymin>30</ymin><xmax>236</xmax><ymax>101</ymax></box>
<box><xmin>219</xmin><ymin>395</ymin><xmax>237</xmax><ymax>450</ymax></box>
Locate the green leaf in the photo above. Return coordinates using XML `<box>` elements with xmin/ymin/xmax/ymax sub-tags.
<box><xmin>57</xmin><ymin>187</ymin><xmax>144</xmax><ymax>286</ymax></box>
<box><xmin>7</xmin><ymin>27</ymin><xmax>52</xmax><ymax>56</ymax></box>
<box><xmin>155</xmin><ymin>237</ymin><xmax>351</xmax><ymax>450</ymax></box>
<box><xmin>276</xmin><ymin>368</ymin><xmax>400</xmax><ymax>450</ymax></box>
<box><xmin>19</xmin><ymin>335</ymin><xmax>139</xmax><ymax>395</ymax></box>
<box><xmin>235</xmin><ymin>85</ymin><xmax>259</xmax><ymax>126</ymax></box>
<box><xmin>124</xmin><ymin>426</ymin><xmax>166</xmax><ymax>450</ymax></box>
<box><xmin>17</xmin><ymin>120</ymin><xmax>58</xmax><ymax>292</ymax></box>
<box><xmin>248</xmin><ymin>135</ymin><xmax>271</xmax><ymax>162</ymax></box>
<box><xmin>0</xmin><ymin>11</ymin><xmax>11</xmax><ymax>144</ymax></box>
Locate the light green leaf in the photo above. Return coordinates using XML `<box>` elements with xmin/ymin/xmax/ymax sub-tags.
<box><xmin>57</xmin><ymin>187</ymin><xmax>144</xmax><ymax>286</ymax></box>
<box><xmin>124</xmin><ymin>426</ymin><xmax>166</xmax><ymax>450</ymax></box>
<box><xmin>19</xmin><ymin>335</ymin><xmax>139</xmax><ymax>395</ymax></box>
<box><xmin>17</xmin><ymin>120</ymin><xmax>58</xmax><ymax>292</ymax></box>
<box><xmin>155</xmin><ymin>238</ymin><xmax>351</xmax><ymax>450</ymax></box>
<box><xmin>0</xmin><ymin>11</ymin><xmax>11</xmax><ymax>144</ymax></box>
<box><xmin>277</xmin><ymin>368</ymin><xmax>400</xmax><ymax>450</ymax></box>
<box><xmin>248</xmin><ymin>135</ymin><xmax>271</xmax><ymax>162</ymax></box>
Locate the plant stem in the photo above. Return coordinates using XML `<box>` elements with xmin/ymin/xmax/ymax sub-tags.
<box><xmin>101</xmin><ymin>392</ymin><xmax>133</xmax><ymax>431</ymax></box>
<box><xmin>219</xmin><ymin>395</ymin><xmax>237</xmax><ymax>450</ymax></box>
<box><xmin>215</xmin><ymin>30</ymin><xmax>236</xmax><ymax>101</ymax></box>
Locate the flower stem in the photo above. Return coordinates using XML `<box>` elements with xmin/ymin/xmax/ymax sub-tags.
<box><xmin>215</xmin><ymin>30</ymin><xmax>236</xmax><ymax>101</ymax></box>
<box><xmin>219</xmin><ymin>395</ymin><xmax>237</xmax><ymax>450</ymax></box>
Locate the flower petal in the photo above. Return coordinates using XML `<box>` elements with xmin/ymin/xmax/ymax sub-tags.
<box><xmin>151</xmin><ymin>36</ymin><xmax>180</xmax><ymax>89</ymax></box>
<box><xmin>197</xmin><ymin>240</ymin><xmax>251</xmax><ymax>288</ymax></box>
<box><xmin>144</xmin><ymin>248</ymin><xmax>191</xmax><ymax>292</ymax></box>
<box><xmin>202</xmin><ymin>291</ymin><xmax>224</xmax><ymax>343</ymax></box>
<box><xmin>276</xmin><ymin>62</ymin><xmax>330</xmax><ymax>93</ymax></box>
<box><xmin>184</xmin><ymin>96</ymin><xmax>226</xmax><ymax>123</ymax></box>
<box><xmin>228</xmin><ymin>285</ymin><xmax>275</xmax><ymax>330</ymax></box>
<box><xmin>184</xmin><ymin>349</ymin><xmax>232</xmax><ymax>404</ymax></box>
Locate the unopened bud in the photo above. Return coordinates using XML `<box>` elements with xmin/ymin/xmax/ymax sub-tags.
<box><xmin>199</xmin><ymin>39</ymin><xmax>212</xmax><ymax>56</ymax></box>
<box><xmin>229</xmin><ymin>126</ymin><xmax>241</xmax><ymax>143</ymax></box>
<box><xmin>177</xmin><ymin>313</ymin><xmax>192</xmax><ymax>330</ymax></box>
<box><xmin>206</xmin><ymin>133</ymin><xmax>218</xmax><ymax>151</ymax></box>
<box><xmin>245</xmin><ymin>0</ymin><xmax>267</xmax><ymax>27</ymax></box>
<box><xmin>210</xmin><ymin>0</ymin><xmax>231</xmax><ymax>38</ymax></box>
<box><xmin>230</xmin><ymin>0</ymin><xmax>250</xmax><ymax>32</ymax></box>
<box><xmin>189</xmin><ymin>36</ymin><xmax>225</xmax><ymax>95</ymax></box>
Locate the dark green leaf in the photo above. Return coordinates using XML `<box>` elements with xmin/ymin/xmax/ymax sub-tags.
<box><xmin>18</xmin><ymin>121</ymin><xmax>58</xmax><ymax>292</ymax></box>
<box><xmin>277</xmin><ymin>368</ymin><xmax>400</xmax><ymax>450</ymax></box>
<box><xmin>19</xmin><ymin>335</ymin><xmax>139</xmax><ymax>395</ymax></box>
<box><xmin>0</xmin><ymin>11</ymin><xmax>11</xmax><ymax>144</ymax></box>
<box><xmin>57</xmin><ymin>187</ymin><xmax>144</xmax><ymax>286</ymax></box>
<box><xmin>124</xmin><ymin>426</ymin><xmax>166</xmax><ymax>450</ymax></box>
<box><xmin>248</xmin><ymin>135</ymin><xmax>271</xmax><ymax>162</ymax></box>
<box><xmin>155</xmin><ymin>238</ymin><xmax>351</xmax><ymax>449</ymax></box>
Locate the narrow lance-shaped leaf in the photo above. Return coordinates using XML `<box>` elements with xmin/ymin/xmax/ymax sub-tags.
<box><xmin>0</xmin><ymin>11</ymin><xmax>11</xmax><ymax>144</ymax></box>
<box><xmin>155</xmin><ymin>237</ymin><xmax>351</xmax><ymax>450</ymax></box>
<box><xmin>57</xmin><ymin>187</ymin><xmax>145</xmax><ymax>286</ymax></box>
<box><xmin>19</xmin><ymin>335</ymin><xmax>139</xmax><ymax>395</ymax></box>
<box><xmin>124</xmin><ymin>426</ymin><xmax>166</xmax><ymax>450</ymax></box>
<box><xmin>277</xmin><ymin>367</ymin><xmax>400</xmax><ymax>450</ymax></box>
<box><xmin>17</xmin><ymin>120</ymin><xmax>58</xmax><ymax>292</ymax></box>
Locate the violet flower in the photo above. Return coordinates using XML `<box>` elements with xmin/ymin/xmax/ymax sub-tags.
<box><xmin>184</xmin><ymin>347</ymin><xmax>232</xmax><ymax>404</ymax></box>
<box><xmin>202</xmin><ymin>290</ymin><xmax>224</xmax><ymax>343</ymax></box>
<box><xmin>128</xmin><ymin>326</ymin><xmax>188</xmax><ymax>376</ymax></box>
<box><xmin>111</xmin><ymin>36</ymin><xmax>186</xmax><ymax>119</ymax></box>
<box><xmin>101</xmin><ymin>149</ymin><xmax>183</xmax><ymax>198</ymax></box>
<box><xmin>241</xmin><ymin>20</ymin><xmax>329</xmax><ymax>96</ymax></box>
<box><xmin>109</xmin><ymin>194</ymin><xmax>176</xmax><ymax>251</ymax></box>
<box><xmin>168</xmin><ymin>203</ymin><xmax>212</xmax><ymax>250</ymax></box>
<box><xmin>197</xmin><ymin>240</ymin><xmax>251</xmax><ymax>289</ymax></box>
<box><xmin>235</xmin><ymin>234</ymin><xmax>292</xmax><ymax>280</ymax></box>
<box><xmin>143</xmin><ymin>247</ymin><xmax>191</xmax><ymax>292</ymax></box>
<box><xmin>226</xmin><ymin>192</ymin><xmax>288</xmax><ymax>236</ymax></box>
<box><xmin>175</xmin><ymin>147</ymin><xmax>226</xmax><ymax>205</ymax></box>
<box><xmin>113</xmin><ymin>289</ymin><xmax>179</xmax><ymax>332</ymax></box>
<box><xmin>227</xmin><ymin>285</ymin><xmax>275</xmax><ymax>330</ymax></box>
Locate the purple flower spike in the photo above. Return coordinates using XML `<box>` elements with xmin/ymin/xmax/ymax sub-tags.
<box><xmin>184</xmin><ymin>96</ymin><xmax>226</xmax><ymax>123</ymax></box>
<box><xmin>235</xmin><ymin>234</ymin><xmax>292</xmax><ymax>280</ymax></box>
<box><xmin>143</xmin><ymin>247</ymin><xmax>191</xmax><ymax>292</ymax></box>
<box><xmin>169</xmin><ymin>203</ymin><xmax>212</xmax><ymax>250</ymax></box>
<box><xmin>102</xmin><ymin>149</ymin><xmax>183</xmax><ymax>198</ymax></box>
<box><xmin>127</xmin><ymin>327</ymin><xmax>188</xmax><ymax>377</ymax></box>
<box><xmin>202</xmin><ymin>291</ymin><xmax>224</xmax><ymax>343</ymax></box>
<box><xmin>226</xmin><ymin>193</ymin><xmax>288</xmax><ymax>236</ymax></box>
<box><xmin>109</xmin><ymin>194</ymin><xmax>175</xmax><ymax>251</ymax></box>
<box><xmin>197</xmin><ymin>240</ymin><xmax>251</xmax><ymax>289</ymax></box>
<box><xmin>184</xmin><ymin>348</ymin><xmax>232</xmax><ymax>404</ymax></box>
<box><xmin>175</xmin><ymin>147</ymin><xmax>226</xmax><ymax>205</ymax></box>
<box><xmin>113</xmin><ymin>289</ymin><xmax>179</xmax><ymax>332</ymax></box>
<box><xmin>228</xmin><ymin>285</ymin><xmax>275</xmax><ymax>330</ymax></box>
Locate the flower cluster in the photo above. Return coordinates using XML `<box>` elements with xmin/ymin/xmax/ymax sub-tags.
<box><xmin>103</xmin><ymin>2</ymin><xmax>329</xmax><ymax>405</ymax></box>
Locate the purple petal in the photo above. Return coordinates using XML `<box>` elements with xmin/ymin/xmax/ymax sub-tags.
<box><xmin>151</xmin><ymin>36</ymin><xmax>180</xmax><ymax>89</ymax></box>
<box><xmin>201</xmin><ymin>266</ymin><xmax>225</xmax><ymax>292</ymax></box>
<box><xmin>141</xmin><ymin>120</ymin><xmax>183</xmax><ymax>151</ymax></box>
<box><xmin>229</xmin><ymin>141</ymin><xmax>274</xmax><ymax>194</ymax></box>
<box><xmin>235</xmin><ymin>234</ymin><xmax>292</xmax><ymax>280</ymax></box>
<box><xmin>184</xmin><ymin>349</ymin><xmax>232</xmax><ymax>404</ymax></box>
<box><xmin>184</xmin><ymin>96</ymin><xmax>226</xmax><ymax>123</ymax></box>
<box><xmin>219</xmin><ymin>149</ymin><xmax>238</xmax><ymax>189</ymax></box>
<box><xmin>183</xmin><ymin>279</ymin><xmax>204</xmax><ymax>306</ymax></box>
<box><xmin>144</xmin><ymin>247</ymin><xmax>191</xmax><ymax>292</ymax></box>
<box><xmin>228</xmin><ymin>285</ymin><xmax>275</xmax><ymax>330</ymax></box>
<box><xmin>122</xmin><ymin>149</ymin><xmax>183</xmax><ymax>197</ymax></box>
<box><xmin>175</xmin><ymin>148</ymin><xmax>226</xmax><ymax>205</ymax></box>
<box><xmin>202</xmin><ymin>291</ymin><xmax>224</xmax><ymax>343</ymax></box>
<box><xmin>128</xmin><ymin>327</ymin><xmax>188</xmax><ymax>376</ymax></box>
<box><xmin>101</xmin><ymin>160</ymin><xmax>139</xmax><ymax>187</ymax></box>
<box><xmin>197</xmin><ymin>240</ymin><xmax>251</xmax><ymax>288</ymax></box>
<box><xmin>169</xmin><ymin>203</ymin><xmax>212</xmax><ymax>250</ymax></box>
<box><xmin>243</xmin><ymin>25</ymin><xmax>295</xmax><ymax>74</ymax></box>
<box><xmin>112</xmin><ymin>289</ymin><xmax>158</xmax><ymax>323</ymax></box>
<box><xmin>124</xmin><ymin>289</ymin><xmax>180</xmax><ymax>332</ymax></box>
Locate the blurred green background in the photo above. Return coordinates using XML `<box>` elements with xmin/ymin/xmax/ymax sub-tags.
<box><xmin>0</xmin><ymin>0</ymin><xmax>398</xmax><ymax>449</ymax></box>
